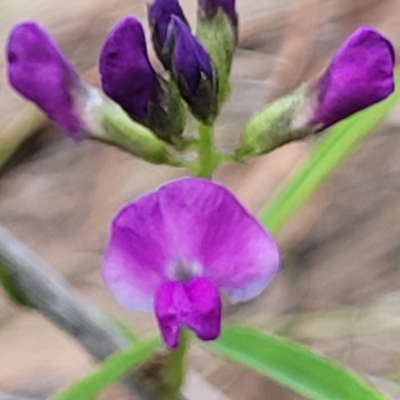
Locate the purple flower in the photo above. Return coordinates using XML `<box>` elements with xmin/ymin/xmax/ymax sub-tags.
<box><xmin>7</xmin><ymin>22</ymin><xmax>86</xmax><ymax>138</ymax></box>
<box><xmin>310</xmin><ymin>26</ymin><xmax>395</xmax><ymax>131</ymax></box>
<box><xmin>99</xmin><ymin>17</ymin><xmax>160</xmax><ymax>122</ymax></box>
<box><xmin>198</xmin><ymin>0</ymin><xmax>237</xmax><ymax>27</ymax></box>
<box><xmin>148</xmin><ymin>0</ymin><xmax>188</xmax><ymax>67</ymax></box>
<box><xmin>102</xmin><ymin>178</ymin><xmax>279</xmax><ymax>348</ymax></box>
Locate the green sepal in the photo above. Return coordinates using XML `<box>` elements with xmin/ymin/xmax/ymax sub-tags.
<box><xmin>145</xmin><ymin>78</ymin><xmax>186</xmax><ymax>148</ymax></box>
<box><xmin>236</xmin><ymin>86</ymin><xmax>314</xmax><ymax>160</ymax></box>
<box><xmin>85</xmin><ymin>93</ymin><xmax>180</xmax><ymax>165</ymax></box>
<box><xmin>176</xmin><ymin>70</ymin><xmax>218</xmax><ymax>125</ymax></box>
<box><xmin>196</xmin><ymin>11</ymin><xmax>236</xmax><ymax>106</ymax></box>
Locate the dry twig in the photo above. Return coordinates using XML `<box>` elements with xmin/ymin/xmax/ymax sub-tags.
<box><xmin>0</xmin><ymin>224</ymin><xmax>156</xmax><ymax>400</ymax></box>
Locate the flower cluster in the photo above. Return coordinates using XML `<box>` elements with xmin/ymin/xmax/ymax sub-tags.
<box><xmin>6</xmin><ymin>0</ymin><xmax>237</xmax><ymax>145</ymax></box>
<box><xmin>5</xmin><ymin>0</ymin><xmax>396</xmax><ymax>349</ymax></box>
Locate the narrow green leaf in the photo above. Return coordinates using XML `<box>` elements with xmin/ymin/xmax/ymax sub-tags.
<box><xmin>50</xmin><ymin>337</ymin><xmax>161</xmax><ymax>400</ymax></box>
<box><xmin>260</xmin><ymin>69</ymin><xmax>400</xmax><ymax>235</ymax></box>
<box><xmin>209</xmin><ymin>326</ymin><xmax>388</xmax><ymax>400</ymax></box>
<box><xmin>0</xmin><ymin>260</ymin><xmax>33</xmax><ymax>308</ymax></box>
<box><xmin>106</xmin><ymin>315</ymin><xmax>140</xmax><ymax>342</ymax></box>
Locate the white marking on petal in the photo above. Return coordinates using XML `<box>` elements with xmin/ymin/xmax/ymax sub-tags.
<box><xmin>166</xmin><ymin>258</ymin><xmax>204</xmax><ymax>281</ymax></box>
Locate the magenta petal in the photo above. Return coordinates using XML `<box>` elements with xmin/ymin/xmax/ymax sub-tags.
<box><xmin>102</xmin><ymin>192</ymin><xmax>176</xmax><ymax>311</ymax></box>
<box><xmin>7</xmin><ymin>22</ymin><xmax>85</xmax><ymax>138</ymax></box>
<box><xmin>154</xmin><ymin>281</ymin><xmax>182</xmax><ymax>348</ymax></box>
<box><xmin>155</xmin><ymin>277</ymin><xmax>221</xmax><ymax>348</ymax></box>
<box><xmin>311</xmin><ymin>26</ymin><xmax>395</xmax><ymax>130</ymax></box>
<box><xmin>181</xmin><ymin>277</ymin><xmax>221</xmax><ymax>341</ymax></box>
<box><xmin>158</xmin><ymin>178</ymin><xmax>280</xmax><ymax>303</ymax></box>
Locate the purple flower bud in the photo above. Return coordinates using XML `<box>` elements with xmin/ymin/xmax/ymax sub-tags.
<box><xmin>102</xmin><ymin>178</ymin><xmax>279</xmax><ymax>348</ymax></box>
<box><xmin>310</xmin><ymin>26</ymin><xmax>395</xmax><ymax>131</ymax></box>
<box><xmin>172</xmin><ymin>16</ymin><xmax>213</xmax><ymax>94</ymax></box>
<box><xmin>198</xmin><ymin>0</ymin><xmax>237</xmax><ymax>27</ymax></box>
<box><xmin>99</xmin><ymin>17</ymin><xmax>160</xmax><ymax>122</ymax></box>
<box><xmin>7</xmin><ymin>22</ymin><xmax>86</xmax><ymax>138</ymax></box>
<box><xmin>170</xmin><ymin>16</ymin><xmax>217</xmax><ymax>122</ymax></box>
<box><xmin>148</xmin><ymin>0</ymin><xmax>188</xmax><ymax>68</ymax></box>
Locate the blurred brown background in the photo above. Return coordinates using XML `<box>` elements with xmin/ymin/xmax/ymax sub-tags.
<box><xmin>2</xmin><ymin>0</ymin><xmax>400</xmax><ymax>399</ymax></box>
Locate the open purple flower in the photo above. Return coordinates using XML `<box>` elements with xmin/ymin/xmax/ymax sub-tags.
<box><xmin>7</xmin><ymin>22</ymin><xmax>87</xmax><ymax>138</ymax></box>
<box><xmin>99</xmin><ymin>17</ymin><xmax>160</xmax><ymax>122</ymax></box>
<box><xmin>148</xmin><ymin>0</ymin><xmax>188</xmax><ymax>68</ymax></box>
<box><xmin>198</xmin><ymin>0</ymin><xmax>237</xmax><ymax>27</ymax></box>
<box><xmin>310</xmin><ymin>26</ymin><xmax>395</xmax><ymax>131</ymax></box>
<box><xmin>102</xmin><ymin>178</ymin><xmax>279</xmax><ymax>348</ymax></box>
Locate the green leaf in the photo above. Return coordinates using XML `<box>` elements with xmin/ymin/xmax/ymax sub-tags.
<box><xmin>260</xmin><ymin>69</ymin><xmax>400</xmax><ymax>235</ymax></box>
<box><xmin>0</xmin><ymin>260</ymin><xmax>33</xmax><ymax>308</ymax></box>
<box><xmin>196</xmin><ymin>12</ymin><xmax>235</xmax><ymax>106</ymax></box>
<box><xmin>209</xmin><ymin>326</ymin><xmax>388</xmax><ymax>400</ymax></box>
<box><xmin>50</xmin><ymin>337</ymin><xmax>161</xmax><ymax>400</ymax></box>
<box><xmin>106</xmin><ymin>315</ymin><xmax>140</xmax><ymax>343</ymax></box>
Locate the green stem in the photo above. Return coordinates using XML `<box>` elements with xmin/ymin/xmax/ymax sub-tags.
<box><xmin>164</xmin><ymin>330</ymin><xmax>189</xmax><ymax>399</ymax></box>
<box><xmin>196</xmin><ymin>122</ymin><xmax>216</xmax><ymax>178</ymax></box>
<box><xmin>161</xmin><ymin>122</ymin><xmax>217</xmax><ymax>397</ymax></box>
<box><xmin>161</xmin><ymin>124</ymin><xmax>217</xmax><ymax>396</ymax></box>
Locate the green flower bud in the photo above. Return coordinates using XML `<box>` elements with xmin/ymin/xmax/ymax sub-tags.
<box><xmin>196</xmin><ymin>8</ymin><xmax>237</xmax><ymax>106</ymax></box>
<box><xmin>236</xmin><ymin>87</ymin><xmax>313</xmax><ymax>161</ymax></box>
<box><xmin>83</xmin><ymin>89</ymin><xmax>177</xmax><ymax>165</ymax></box>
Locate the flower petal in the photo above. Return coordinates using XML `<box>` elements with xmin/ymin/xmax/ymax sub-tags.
<box><xmin>311</xmin><ymin>26</ymin><xmax>395</xmax><ymax>130</ymax></box>
<box><xmin>155</xmin><ymin>277</ymin><xmax>221</xmax><ymax>348</ymax></box>
<box><xmin>102</xmin><ymin>191</ymin><xmax>176</xmax><ymax>311</ymax></box>
<box><xmin>158</xmin><ymin>178</ymin><xmax>280</xmax><ymax>303</ymax></box>
<box><xmin>154</xmin><ymin>281</ymin><xmax>181</xmax><ymax>348</ymax></box>
<box><xmin>181</xmin><ymin>277</ymin><xmax>221</xmax><ymax>340</ymax></box>
<box><xmin>99</xmin><ymin>17</ymin><xmax>159</xmax><ymax>121</ymax></box>
<box><xmin>7</xmin><ymin>22</ymin><xmax>85</xmax><ymax>138</ymax></box>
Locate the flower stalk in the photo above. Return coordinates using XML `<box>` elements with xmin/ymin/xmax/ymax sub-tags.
<box><xmin>196</xmin><ymin>122</ymin><xmax>217</xmax><ymax>178</ymax></box>
<box><xmin>93</xmin><ymin>98</ymin><xmax>183</xmax><ymax>166</ymax></box>
<box><xmin>164</xmin><ymin>330</ymin><xmax>189</xmax><ymax>398</ymax></box>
